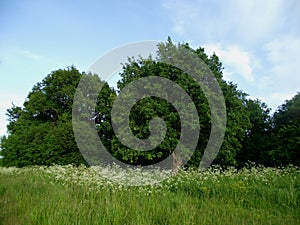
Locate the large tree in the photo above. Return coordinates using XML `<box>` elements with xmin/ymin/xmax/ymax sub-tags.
<box><xmin>110</xmin><ymin>38</ymin><xmax>250</xmax><ymax>167</ymax></box>
<box><xmin>0</xmin><ymin>66</ymin><xmax>115</xmax><ymax>167</ymax></box>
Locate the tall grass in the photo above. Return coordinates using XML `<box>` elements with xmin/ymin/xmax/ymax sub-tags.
<box><xmin>0</xmin><ymin>165</ymin><xmax>299</xmax><ymax>225</ymax></box>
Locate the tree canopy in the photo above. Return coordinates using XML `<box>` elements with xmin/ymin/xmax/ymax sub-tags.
<box><xmin>0</xmin><ymin>66</ymin><xmax>115</xmax><ymax>167</ymax></box>
<box><xmin>270</xmin><ymin>93</ymin><xmax>300</xmax><ymax>166</ymax></box>
<box><xmin>1</xmin><ymin>39</ymin><xmax>299</xmax><ymax>168</ymax></box>
<box><xmin>1</xmin><ymin>67</ymin><xmax>85</xmax><ymax>166</ymax></box>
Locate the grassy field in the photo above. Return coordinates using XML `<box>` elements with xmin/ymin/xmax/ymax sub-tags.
<box><xmin>0</xmin><ymin>164</ymin><xmax>299</xmax><ymax>225</ymax></box>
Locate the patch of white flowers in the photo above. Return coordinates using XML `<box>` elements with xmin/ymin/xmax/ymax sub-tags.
<box><xmin>0</xmin><ymin>163</ymin><xmax>298</xmax><ymax>195</ymax></box>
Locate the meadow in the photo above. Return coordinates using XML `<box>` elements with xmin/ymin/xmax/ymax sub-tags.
<box><xmin>0</xmin><ymin>164</ymin><xmax>299</xmax><ymax>225</ymax></box>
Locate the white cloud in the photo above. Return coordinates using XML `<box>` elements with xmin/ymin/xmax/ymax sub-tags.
<box><xmin>161</xmin><ymin>0</ymin><xmax>300</xmax><ymax>111</ymax></box>
<box><xmin>203</xmin><ymin>43</ymin><xmax>255</xmax><ymax>82</ymax></box>
<box><xmin>231</xmin><ymin>0</ymin><xmax>285</xmax><ymax>42</ymax></box>
<box><xmin>259</xmin><ymin>92</ymin><xmax>297</xmax><ymax>111</ymax></box>
<box><xmin>161</xmin><ymin>0</ymin><xmax>292</xmax><ymax>46</ymax></box>
<box><xmin>265</xmin><ymin>36</ymin><xmax>300</xmax><ymax>66</ymax></box>
<box><xmin>264</xmin><ymin>35</ymin><xmax>300</xmax><ymax>91</ymax></box>
<box><xmin>203</xmin><ymin>38</ymin><xmax>300</xmax><ymax>110</ymax></box>
<box><xmin>252</xmin><ymin>35</ymin><xmax>300</xmax><ymax>110</ymax></box>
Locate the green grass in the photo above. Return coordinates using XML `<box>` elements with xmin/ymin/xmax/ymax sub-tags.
<box><xmin>0</xmin><ymin>165</ymin><xmax>299</xmax><ymax>225</ymax></box>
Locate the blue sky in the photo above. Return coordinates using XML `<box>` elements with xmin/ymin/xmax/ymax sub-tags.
<box><xmin>1</xmin><ymin>0</ymin><xmax>299</xmax><ymax>136</ymax></box>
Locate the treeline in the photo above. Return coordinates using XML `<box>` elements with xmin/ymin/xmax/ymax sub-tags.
<box><xmin>0</xmin><ymin>39</ymin><xmax>299</xmax><ymax>168</ymax></box>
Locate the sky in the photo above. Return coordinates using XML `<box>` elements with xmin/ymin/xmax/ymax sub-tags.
<box><xmin>0</xmin><ymin>0</ymin><xmax>299</xmax><ymax>136</ymax></box>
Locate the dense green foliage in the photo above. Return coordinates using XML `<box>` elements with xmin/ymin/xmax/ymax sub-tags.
<box><xmin>0</xmin><ymin>38</ymin><xmax>299</xmax><ymax>167</ymax></box>
<box><xmin>238</xmin><ymin>93</ymin><xmax>300</xmax><ymax>167</ymax></box>
<box><xmin>270</xmin><ymin>93</ymin><xmax>300</xmax><ymax>166</ymax></box>
<box><xmin>0</xmin><ymin>67</ymin><xmax>116</xmax><ymax>167</ymax></box>
<box><xmin>0</xmin><ymin>67</ymin><xmax>85</xmax><ymax>166</ymax></box>
<box><xmin>238</xmin><ymin>99</ymin><xmax>273</xmax><ymax>166</ymax></box>
<box><xmin>111</xmin><ymin>39</ymin><xmax>250</xmax><ymax>167</ymax></box>
<box><xmin>0</xmin><ymin>165</ymin><xmax>299</xmax><ymax>225</ymax></box>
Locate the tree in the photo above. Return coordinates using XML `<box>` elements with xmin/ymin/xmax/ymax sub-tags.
<box><xmin>111</xmin><ymin>59</ymin><xmax>185</xmax><ymax>167</ymax></box>
<box><xmin>0</xmin><ymin>66</ymin><xmax>116</xmax><ymax>167</ymax></box>
<box><xmin>238</xmin><ymin>99</ymin><xmax>272</xmax><ymax>166</ymax></box>
<box><xmin>270</xmin><ymin>93</ymin><xmax>300</xmax><ymax>166</ymax></box>
<box><xmin>1</xmin><ymin>39</ymin><xmax>255</xmax><ymax>168</ymax></box>
<box><xmin>110</xmin><ymin>38</ymin><xmax>251</xmax><ymax>168</ymax></box>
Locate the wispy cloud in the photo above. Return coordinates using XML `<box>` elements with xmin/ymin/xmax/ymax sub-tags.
<box><xmin>162</xmin><ymin>0</ymin><xmax>198</xmax><ymax>36</ymax></box>
<box><xmin>20</xmin><ymin>50</ymin><xmax>44</xmax><ymax>60</ymax></box>
<box><xmin>161</xmin><ymin>0</ymin><xmax>300</xmax><ymax>111</ymax></box>
<box><xmin>161</xmin><ymin>0</ymin><xmax>298</xmax><ymax>45</ymax></box>
<box><xmin>264</xmin><ymin>35</ymin><xmax>300</xmax><ymax>91</ymax></box>
<box><xmin>265</xmin><ymin>36</ymin><xmax>300</xmax><ymax>72</ymax></box>
<box><xmin>256</xmin><ymin>35</ymin><xmax>300</xmax><ymax>109</ymax></box>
